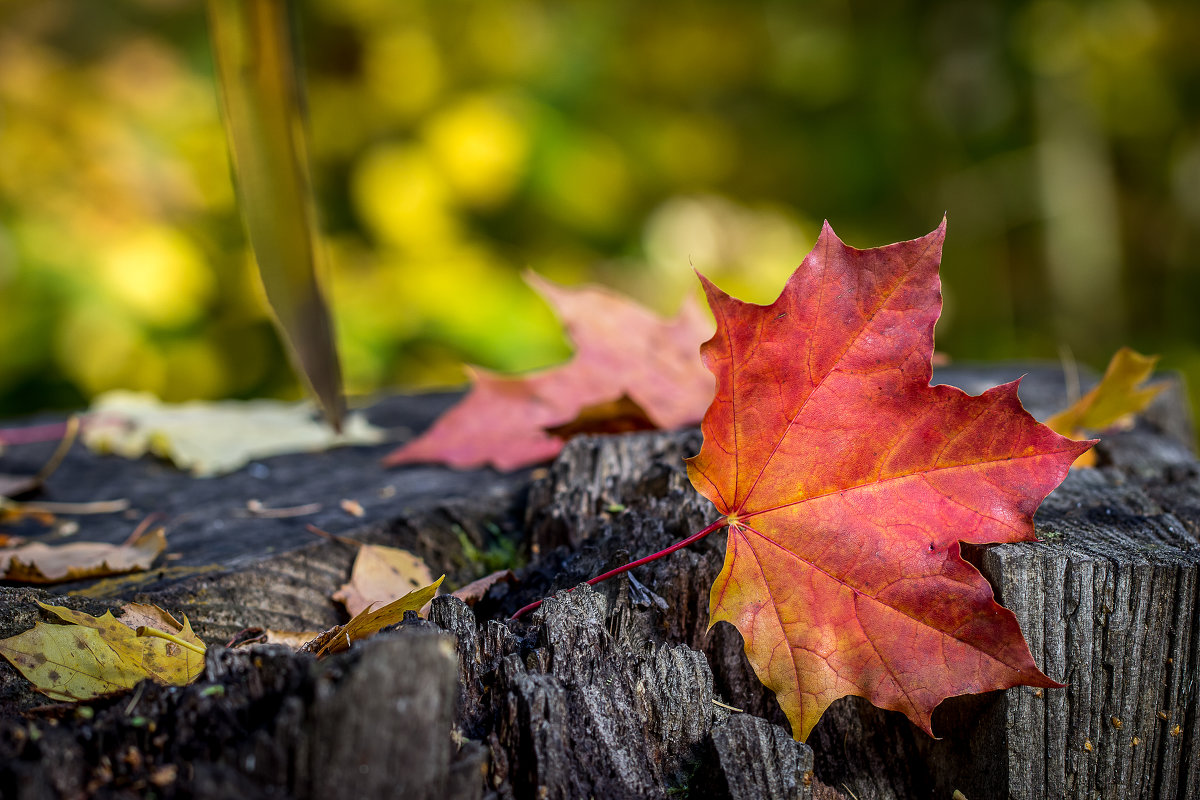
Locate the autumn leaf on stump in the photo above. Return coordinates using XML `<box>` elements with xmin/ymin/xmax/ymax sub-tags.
<box><xmin>304</xmin><ymin>575</ymin><xmax>444</xmax><ymax>658</ymax></box>
<box><xmin>383</xmin><ymin>274</ymin><xmax>713</xmax><ymax>471</ymax></box>
<box><xmin>686</xmin><ymin>221</ymin><xmax>1092</xmax><ymax>741</ymax></box>
<box><xmin>0</xmin><ymin>602</ymin><xmax>204</xmax><ymax>702</ymax></box>
<box><xmin>1044</xmin><ymin>347</ymin><xmax>1165</xmax><ymax>468</ymax></box>
<box><xmin>333</xmin><ymin>543</ymin><xmax>434</xmax><ymax>618</ymax></box>
<box><xmin>0</xmin><ymin>527</ymin><xmax>167</xmax><ymax>584</ymax></box>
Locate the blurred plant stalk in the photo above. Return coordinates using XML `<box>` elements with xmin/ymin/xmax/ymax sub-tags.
<box><xmin>206</xmin><ymin>0</ymin><xmax>344</xmax><ymax>430</ymax></box>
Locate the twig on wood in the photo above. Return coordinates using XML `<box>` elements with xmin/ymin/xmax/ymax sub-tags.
<box><xmin>243</xmin><ymin>499</ymin><xmax>323</xmax><ymax>518</ymax></box>
<box><xmin>305</xmin><ymin>523</ymin><xmax>362</xmax><ymax>548</ymax></box>
<box><xmin>7</xmin><ymin>499</ymin><xmax>130</xmax><ymax>515</ymax></box>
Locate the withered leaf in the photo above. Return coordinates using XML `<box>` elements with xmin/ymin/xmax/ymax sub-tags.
<box><xmin>0</xmin><ymin>602</ymin><xmax>205</xmax><ymax>702</ymax></box>
<box><xmin>83</xmin><ymin>392</ymin><xmax>382</xmax><ymax>478</ymax></box>
<box><xmin>306</xmin><ymin>575</ymin><xmax>444</xmax><ymax>658</ymax></box>
<box><xmin>1045</xmin><ymin>347</ymin><xmax>1165</xmax><ymax>467</ymax></box>
<box><xmin>0</xmin><ymin>528</ymin><xmax>167</xmax><ymax>584</ymax></box>
<box><xmin>450</xmin><ymin>569</ymin><xmax>516</xmax><ymax>606</ymax></box>
<box><xmin>333</xmin><ymin>544</ymin><xmax>435</xmax><ymax>618</ymax></box>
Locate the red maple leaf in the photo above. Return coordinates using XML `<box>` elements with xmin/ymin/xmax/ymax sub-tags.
<box><xmin>384</xmin><ymin>274</ymin><xmax>713</xmax><ymax>471</ymax></box>
<box><xmin>685</xmin><ymin>221</ymin><xmax>1092</xmax><ymax>740</ymax></box>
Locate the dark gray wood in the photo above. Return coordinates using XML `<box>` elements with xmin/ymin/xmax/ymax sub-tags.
<box><xmin>304</xmin><ymin>631</ymin><xmax>461</xmax><ymax>800</ymax></box>
<box><xmin>708</xmin><ymin>714</ymin><xmax>816</xmax><ymax>800</ymax></box>
<box><xmin>430</xmin><ymin>588</ymin><xmax>816</xmax><ymax>800</ymax></box>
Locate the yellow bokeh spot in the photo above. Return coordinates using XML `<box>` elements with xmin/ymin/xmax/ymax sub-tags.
<box><xmin>98</xmin><ymin>226</ymin><xmax>214</xmax><ymax>327</ymax></box>
<box><xmin>424</xmin><ymin>93</ymin><xmax>531</xmax><ymax>208</ymax></box>
<box><xmin>396</xmin><ymin>244</ymin><xmax>566</xmax><ymax>373</ymax></box>
<box><xmin>352</xmin><ymin>144</ymin><xmax>460</xmax><ymax>250</ymax></box>
<box><xmin>363</xmin><ymin>28</ymin><xmax>443</xmax><ymax>121</ymax></box>
<box><xmin>55</xmin><ymin>306</ymin><xmax>165</xmax><ymax>397</ymax></box>
<box><xmin>642</xmin><ymin>195</ymin><xmax>813</xmax><ymax>306</ymax></box>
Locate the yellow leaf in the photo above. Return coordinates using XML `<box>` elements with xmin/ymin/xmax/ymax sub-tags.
<box><xmin>40</xmin><ymin>602</ymin><xmax>205</xmax><ymax>688</ymax></box>
<box><xmin>1045</xmin><ymin>348</ymin><xmax>1165</xmax><ymax>467</ymax></box>
<box><xmin>0</xmin><ymin>602</ymin><xmax>206</xmax><ymax>702</ymax></box>
<box><xmin>0</xmin><ymin>622</ymin><xmax>145</xmax><ymax>702</ymax></box>
<box><xmin>332</xmin><ymin>544</ymin><xmax>434</xmax><ymax>618</ymax></box>
<box><xmin>0</xmin><ymin>528</ymin><xmax>166</xmax><ymax>584</ymax></box>
<box><xmin>314</xmin><ymin>575</ymin><xmax>444</xmax><ymax>657</ymax></box>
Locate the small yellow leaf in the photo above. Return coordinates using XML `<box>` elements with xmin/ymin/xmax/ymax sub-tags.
<box><xmin>40</xmin><ymin>602</ymin><xmax>204</xmax><ymax>687</ymax></box>
<box><xmin>0</xmin><ymin>602</ymin><xmax>206</xmax><ymax>702</ymax></box>
<box><xmin>0</xmin><ymin>528</ymin><xmax>167</xmax><ymax>584</ymax></box>
<box><xmin>333</xmin><ymin>544</ymin><xmax>434</xmax><ymax>618</ymax></box>
<box><xmin>315</xmin><ymin>575</ymin><xmax>444</xmax><ymax>657</ymax></box>
<box><xmin>1046</xmin><ymin>348</ymin><xmax>1165</xmax><ymax>445</ymax></box>
<box><xmin>0</xmin><ymin>621</ymin><xmax>145</xmax><ymax>702</ymax></box>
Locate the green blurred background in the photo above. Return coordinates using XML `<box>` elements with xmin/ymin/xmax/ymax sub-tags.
<box><xmin>1</xmin><ymin>0</ymin><xmax>1198</xmax><ymax>420</ymax></box>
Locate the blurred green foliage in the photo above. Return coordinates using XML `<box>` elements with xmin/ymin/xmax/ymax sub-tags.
<box><xmin>1</xmin><ymin>0</ymin><xmax>1198</xmax><ymax>421</ymax></box>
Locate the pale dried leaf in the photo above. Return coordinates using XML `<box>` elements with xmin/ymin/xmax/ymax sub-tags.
<box><xmin>333</xmin><ymin>544</ymin><xmax>434</xmax><ymax>618</ymax></box>
<box><xmin>0</xmin><ymin>528</ymin><xmax>166</xmax><ymax>584</ymax></box>
<box><xmin>83</xmin><ymin>391</ymin><xmax>382</xmax><ymax>478</ymax></box>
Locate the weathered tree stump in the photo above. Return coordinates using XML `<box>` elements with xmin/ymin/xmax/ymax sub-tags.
<box><xmin>0</xmin><ymin>365</ymin><xmax>1196</xmax><ymax>799</ymax></box>
<box><xmin>520</xmin><ymin>365</ymin><xmax>1200</xmax><ymax>800</ymax></box>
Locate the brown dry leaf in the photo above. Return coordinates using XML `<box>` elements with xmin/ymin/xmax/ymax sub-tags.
<box><xmin>543</xmin><ymin>395</ymin><xmax>657</xmax><ymax>439</ymax></box>
<box><xmin>1045</xmin><ymin>348</ymin><xmax>1166</xmax><ymax>468</ymax></box>
<box><xmin>450</xmin><ymin>570</ymin><xmax>516</xmax><ymax>606</ymax></box>
<box><xmin>0</xmin><ymin>601</ymin><xmax>205</xmax><ymax>702</ymax></box>
<box><xmin>308</xmin><ymin>575</ymin><xmax>444</xmax><ymax>658</ymax></box>
<box><xmin>333</xmin><ymin>543</ymin><xmax>434</xmax><ymax>617</ymax></box>
<box><xmin>0</xmin><ymin>527</ymin><xmax>166</xmax><ymax>584</ymax></box>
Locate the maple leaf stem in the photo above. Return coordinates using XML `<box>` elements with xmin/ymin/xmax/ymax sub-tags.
<box><xmin>510</xmin><ymin>517</ymin><xmax>728</xmax><ymax>620</ymax></box>
<box><xmin>134</xmin><ymin>626</ymin><xmax>207</xmax><ymax>656</ymax></box>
